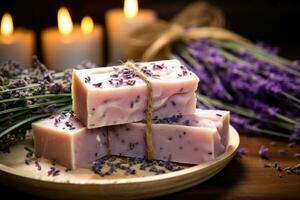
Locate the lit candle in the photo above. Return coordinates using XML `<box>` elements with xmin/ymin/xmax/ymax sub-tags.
<box><xmin>41</xmin><ymin>7</ymin><xmax>103</xmax><ymax>70</ymax></box>
<box><xmin>0</xmin><ymin>13</ymin><xmax>35</xmax><ymax>67</ymax></box>
<box><xmin>106</xmin><ymin>0</ymin><xmax>157</xmax><ymax>62</ymax></box>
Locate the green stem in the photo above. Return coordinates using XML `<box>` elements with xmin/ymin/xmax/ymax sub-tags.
<box><xmin>247</xmin><ymin>126</ymin><xmax>299</xmax><ymax>140</ymax></box>
<box><xmin>196</xmin><ymin>93</ymin><xmax>255</xmax><ymax>117</ymax></box>
<box><xmin>211</xmin><ymin>39</ymin><xmax>292</xmax><ymax>65</ymax></box>
<box><xmin>0</xmin><ymin>83</ymin><xmax>41</xmax><ymax>93</ymax></box>
<box><xmin>0</xmin><ymin>98</ymin><xmax>71</xmax><ymax>115</ymax></box>
<box><xmin>282</xmin><ymin>92</ymin><xmax>300</xmax><ymax>105</ymax></box>
<box><xmin>186</xmin><ymin>43</ymin><xmax>300</xmax><ymax>111</ymax></box>
<box><xmin>0</xmin><ymin>93</ymin><xmax>71</xmax><ymax>103</ymax></box>
<box><xmin>176</xmin><ymin>44</ymin><xmax>233</xmax><ymax>100</ymax></box>
<box><xmin>0</xmin><ymin>110</ymin><xmax>29</xmax><ymax>123</ymax></box>
<box><xmin>175</xmin><ymin>43</ymin><xmax>201</xmax><ymax>69</ymax></box>
<box><xmin>211</xmin><ymin>39</ymin><xmax>300</xmax><ymax>76</ymax></box>
<box><xmin>0</xmin><ymin>113</ymin><xmax>50</xmax><ymax>138</ymax></box>
<box><xmin>275</xmin><ymin>113</ymin><xmax>299</xmax><ymax>125</ymax></box>
<box><xmin>0</xmin><ymin>104</ymin><xmax>71</xmax><ymax>139</ymax></box>
<box><xmin>196</xmin><ymin>93</ymin><xmax>295</xmax><ymax>130</ymax></box>
<box><xmin>219</xmin><ymin>49</ymin><xmax>300</xmax><ymax>107</ymax></box>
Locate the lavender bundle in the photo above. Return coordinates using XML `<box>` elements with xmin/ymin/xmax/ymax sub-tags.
<box><xmin>172</xmin><ymin>39</ymin><xmax>300</xmax><ymax>141</ymax></box>
<box><xmin>0</xmin><ymin>57</ymin><xmax>95</xmax><ymax>151</ymax></box>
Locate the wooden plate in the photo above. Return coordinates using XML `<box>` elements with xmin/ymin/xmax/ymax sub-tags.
<box><xmin>0</xmin><ymin>126</ymin><xmax>239</xmax><ymax>199</ymax></box>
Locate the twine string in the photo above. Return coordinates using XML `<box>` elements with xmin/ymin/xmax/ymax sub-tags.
<box><xmin>125</xmin><ymin>61</ymin><xmax>154</xmax><ymax>160</ymax></box>
<box><xmin>126</xmin><ymin>1</ymin><xmax>254</xmax><ymax>61</ymax></box>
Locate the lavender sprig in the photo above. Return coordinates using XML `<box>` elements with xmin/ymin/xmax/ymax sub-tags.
<box><xmin>172</xmin><ymin>39</ymin><xmax>300</xmax><ymax>141</ymax></box>
<box><xmin>0</xmin><ymin>57</ymin><xmax>93</xmax><ymax>151</ymax></box>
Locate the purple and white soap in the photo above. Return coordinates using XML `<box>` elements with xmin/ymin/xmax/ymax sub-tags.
<box><xmin>72</xmin><ymin>59</ymin><xmax>199</xmax><ymax>128</ymax></box>
<box><xmin>32</xmin><ymin>111</ymin><xmax>108</xmax><ymax>169</ymax></box>
<box><xmin>32</xmin><ymin>109</ymin><xmax>229</xmax><ymax>169</ymax></box>
<box><xmin>111</xmin><ymin>109</ymin><xmax>230</xmax><ymax>163</ymax></box>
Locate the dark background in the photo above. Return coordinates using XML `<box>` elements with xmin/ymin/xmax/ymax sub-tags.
<box><xmin>1</xmin><ymin>0</ymin><xmax>300</xmax><ymax>63</ymax></box>
<box><xmin>0</xmin><ymin>1</ymin><xmax>300</xmax><ymax>199</ymax></box>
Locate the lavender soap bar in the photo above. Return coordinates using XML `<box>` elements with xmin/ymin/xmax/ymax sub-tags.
<box><xmin>32</xmin><ymin>111</ymin><xmax>108</xmax><ymax>169</ymax></box>
<box><xmin>111</xmin><ymin>109</ymin><xmax>229</xmax><ymax>163</ymax></box>
<box><xmin>72</xmin><ymin>59</ymin><xmax>199</xmax><ymax>128</ymax></box>
<box><xmin>32</xmin><ymin>110</ymin><xmax>229</xmax><ymax>169</ymax></box>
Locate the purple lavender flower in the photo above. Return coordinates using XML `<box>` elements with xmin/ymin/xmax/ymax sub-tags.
<box><xmin>257</xmin><ymin>41</ymin><xmax>280</xmax><ymax>55</ymax></box>
<box><xmin>172</xmin><ymin>39</ymin><xmax>300</xmax><ymax>142</ymax></box>
<box><xmin>209</xmin><ymin>84</ymin><xmax>228</xmax><ymax>100</ymax></box>
<box><xmin>236</xmin><ymin>147</ymin><xmax>247</xmax><ymax>156</ymax></box>
<box><xmin>259</xmin><ymin>145</ymin><xmax>269</xmax><ymax>159</ymax></box>
<box><xmin>291</xmin><ymin>60</ymin><xmax>300</xmax><ymax>70</ymax></box>
<box><xmin>230</xmin><ymin>114</ymin><xmax>250</xmax><ymax>130</ymax></box>
<box><xmin>206</xmin><ymin>49</ymin><xmax>226</xmax><ymax>65</ymax></box>
<box><xmin>289</xmin><ymin>128</ymin><xmax>300</xmax><ymax>141</ymax></box>
<box><xmin>47</xmin><ymin>104</ymin><xmax>57</xmax><ymax>113</ymax></box>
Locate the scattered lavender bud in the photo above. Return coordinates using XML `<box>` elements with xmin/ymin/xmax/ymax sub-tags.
<box><xmin>24</xmin><ymin>146</ymin><xmax>33</xmax><ymax>158</ymax></box>
<box><xmin>126</xmin><ymin>79</ymin><xmax>136</xmax><ymax>86</ymax></box>
<box><xmin>35</xmin><ymin>160</ymin><xmax>42</xmax><ymax>171</ymax></box>
<box><xmin>92</xmin><ymin>82</ymin><xmax>102</xmax><ymax>88</ymax></box>
<box><xmin>184</xmin><ymin>120</ymin><xmax>190</xmax><ymax>126</ymax></box>
<box><xmin>152</xmin><ymin>64</ymin><xmax>164</xmax><ymax>70</ymax></box>
<box><xmin>236</xmin><ymin>147</ymin><xmax>247</xmax><ymax>157</ymax></box>
<box><xmin>141</xmin><ymin>67</ymin><xmax>153</xmax><ymax>76</ymax></box>
<box><xmin>259</xmin><ymin>145</ymin><xmax>269</xmax><ymax>159</ymax></box>
<box><xmin>52</xmin><ymin>169</ymin><xmax>60</xmax><ymax>176</ymax></box>
<box><xmin>24</xmin><ymin>146</ymin><xmax>33</xmax><ymax>154</ymax></box>
<box><xmin>25</xmin><ymin>159</ymin><xmax>31</xmax><ymax>165</ymax></box>
<box><xmin>47</xmin><ymin>104</ymin><xmax>57</xmax><ymax>113</ymax></box>
<box><xmin>171</xmin><ymin>101</ymin><xmax>176</xmax><ymax>107</ymax></box>
<box><xmin>85</xmin><ymin>76</ymin><xmax>91</xmax><ymax>83</ymax></box>
<box><xmin>54</xmin><ymin>118</ymin><xmax>60</xmax><ymax>126</ymax></box>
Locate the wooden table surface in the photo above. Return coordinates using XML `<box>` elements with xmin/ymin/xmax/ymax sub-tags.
<box><xmin>0</xmin><ymin>134</ymin><xmax>299</xmax><ymax>200</ymax></box>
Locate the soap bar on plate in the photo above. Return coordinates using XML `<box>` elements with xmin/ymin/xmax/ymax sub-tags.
<box><xmin>111</xmin><ymin>109</ymin><xmax>229</xmax><ymax>164</ymax></box>
<box><xmin>32</xmin><ymin>109</ymin><xmax>229</xmax><ymax>169</ymax></box>
<box><xmin>194</xmin><ymin>109</ymin><xmax>230</xmax><ymax>153</ymax></box>
<box><xmin>72</xmin><ymin>59</ymin><xmax>199</xmax><ymax>128</ymax></box>
<box><xmin>32</xmin><ymin>111</ymin><xmax>108</xmax><ymax>169</ymax></box>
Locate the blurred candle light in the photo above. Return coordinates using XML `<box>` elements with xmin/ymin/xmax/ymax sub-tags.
<box><xmin>106</xmin><ymin>0</ymin><xmax>157</xmax><ymax>62</ymax></box>
<box><xmin>1</xmin><ymin>13</ymin><xmax>14</xmax><ymax>38</ymax></box>
<box><xmin>58</xmin><ymin>7</ymin><xmax>73</xmax><ymax>36</ymax></box>
<box><xmin>42</xmin><ymin>7</ymin><xmax>103</xmax><ymax>70</ymax></box>
<box><xmin>124</xmin><ymin>0</ymin><xmax>138</xmax><ymax>18</ymax></box>
<box><xmin>0</xmin><ymin>13</ymin><xmax>35</xmax><ymax>67</ymax></box>
<box><xmin>81</xmin><ymin>16</ymin><xmax>94</xmax><ymax>34</ymax></box>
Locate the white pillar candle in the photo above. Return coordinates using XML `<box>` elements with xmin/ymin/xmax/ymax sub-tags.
<box><xmin>41</xmin><ymin>7</ymin><xmax>103</xmax><ymax>70</ymax></box>
<box><xmin>106</xmin><ymin>0</ymin><xmax>156</xmax><ymax>62</ymax></box>
<box><xmin>0</xmin><ymin>13</ymin><xmax>35</xmax><ymax>67</ymax></box>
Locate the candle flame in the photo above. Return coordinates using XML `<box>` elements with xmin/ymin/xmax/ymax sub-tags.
<box><xmin>81</xmin><ymin>16</ymin><xmax>94</xmax><ymax>34</ymax></box>
<box><xmin>124</xmin><ymin>0</ymin><xmax>138</xmax><ymax>18</ymax></box>
<box><xmin>58</xmin><ymin>7</ymin><xmax>73</xmax><ymax>35</ymax></box>
<box><xmin>1</xmin><ymin>13</ymin><xmax>14</xmax><ymax>36</ymax></box>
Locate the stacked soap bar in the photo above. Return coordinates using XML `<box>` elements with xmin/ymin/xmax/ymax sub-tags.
<box><xmin>32</xmin><ymin>109</ymin><xmax>229</xmax><ymax>169</ymax></box>
<box><xmin>72</xmin><ymin>59</ymin><xmax>199</xmax><ymax>128</ymax></box>
<box><xmin>111</xmin><ymin>109</ymin><xmax>230</xmax><ymax>164</ymax></box>
<box><xmin>32</xmin><ymin>111</ymin><xmax>108</xmax><ymax>169</ymax></box>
